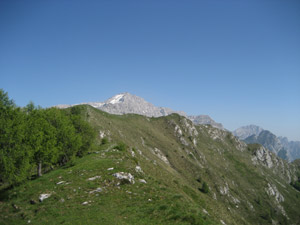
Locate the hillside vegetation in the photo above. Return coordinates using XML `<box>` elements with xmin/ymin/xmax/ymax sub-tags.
<box><xmin>1</xmin><ymin>103</ymin><xmax>300</xmax><ymax>224</ymax></box>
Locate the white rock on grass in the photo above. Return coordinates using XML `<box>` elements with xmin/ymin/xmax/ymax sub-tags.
<box><xmin>220</xmin><ymin>220</ymin><xmax>227</xmax><ymax>225</ymax></box>
<box><xmin>131</xmin><ymin>150</ymin><xmax>135</xmax><ymax>157</ymax></box>
<box><xmin>113</xmin><ymin>172</ymin><xmax>135</xmax><ymax>184</ymax></box>
<box><xmin>82</xmin><ymin>201</ymin><xmax>89</xmax><ymax>205</ymax></box>
<box><xmin>39</xmin><ymin>193</ymin><xmax>51</xmax><ymax>202</ymax></box>
<box><xmin>135</xmin><ymin>166</ymin><xmax>143</xmax><ymax>173</ymax></box>
<box><xmin>56</xmin><ymin>181</ymin><xmax>65</xmax><ymax>185</ymax></box>
<box><xmin>89</xmin><ymin>187</ymin><xmax>103</xmax><ymax>194</ymax></box>
<box><xmin>107</xmin><ymin>168</ymin><xmax>114</xmax><ymax>171</ymax></box>
<box><xmin>139</xmin><ymin>179</ymin><xmax>147</xmax><ymax>184</ymax></box>
<box><xmin>202</xmin><ymin>209</ymin><xmax>209</xmax><ymax>215</ymax></box>
<box><xmin>87</xmin><ymin>176</ymin><xmax>101</xmax><ymax>181</ymax></box>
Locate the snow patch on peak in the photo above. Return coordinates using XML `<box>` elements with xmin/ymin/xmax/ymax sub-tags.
<box><xmin>108</xmin><ymin>94</ymin><xmax>125</xmax><ymax>104</ymax></box>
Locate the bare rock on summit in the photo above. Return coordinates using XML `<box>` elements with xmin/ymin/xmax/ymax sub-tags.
<box><xmin>98</xmin><ymin>93</ymin><xmax>187</xmax><ymax>118</ymax></box>
<box><xmin>54</xmin><ymin>92</ymin><xmax>224</xmax><ymax>129</ymax></box>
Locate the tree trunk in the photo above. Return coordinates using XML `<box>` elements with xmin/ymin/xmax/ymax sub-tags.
<box><xmin>37</xmin><ymin>162</ymin><xmax>42</xmax><ymax>177</ymax></box>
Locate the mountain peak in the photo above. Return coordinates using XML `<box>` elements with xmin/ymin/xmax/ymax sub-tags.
<box><xmin>54</xmin><ymin>93</ymin><xmax>223</xmax><ymax>129</ymax></box>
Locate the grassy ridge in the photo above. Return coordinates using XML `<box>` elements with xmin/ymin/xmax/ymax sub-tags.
<box><xmin>1</xmin><ymin>105</ymin><xmax>300</xmax><ymax>224</ymax></box>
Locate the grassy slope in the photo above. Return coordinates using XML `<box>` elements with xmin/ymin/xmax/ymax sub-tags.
<box><xmin>1</xmin><ymin>105</ymin><xmax>300</xmax><ymax>225</ymax></box>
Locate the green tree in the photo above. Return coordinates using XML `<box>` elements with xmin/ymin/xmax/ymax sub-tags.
<box><xmin>69</xmin><ymin>106</ymin><xmax>96</xmax><ymax>156</ymax></box>
<box><xmin>45</xmin><ymin>108</ymin><xmax>82</xmax><ymax>165</ymax></box>
<box><xmin>0</xmin><ymin>90</ymin><xmax>32</xmax><ymax>184</ymax></box>
<box><xmin>26</xmin><ymin>109</ymin><xmax>57</xmax><ymax>177</ymax></box>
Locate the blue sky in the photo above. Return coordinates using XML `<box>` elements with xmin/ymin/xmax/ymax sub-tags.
<box><xmin>1</xmin><ymin>0</ymin><xmax>299</xmax><ymax>140</ymax></box>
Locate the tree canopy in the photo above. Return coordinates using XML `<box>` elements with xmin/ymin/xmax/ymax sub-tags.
<box><xmin>0</xmin><ymin>89</ymin><xmax>96</xmax><ymax>186</ymax></box>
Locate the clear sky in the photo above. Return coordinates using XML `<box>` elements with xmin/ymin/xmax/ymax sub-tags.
<box><xmin>1</xmin><ymin>0</ymin><xmax>299</xmax><ymax>141</ymax></box>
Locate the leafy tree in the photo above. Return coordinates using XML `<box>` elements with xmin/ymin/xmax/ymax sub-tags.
<box><xmin>0</xmin><ymin>90</ymin><xmax>96</xmax><ymax>184</ymax></box>
<box><xmin>45</xmin><ymin>108</ymin><xmax>82</xmax><ymax>165</ymax></box>
<box><xmin>69</xmin><ymin>106</ymin><xmax>96</xmax><ymax>157</ymax></box>
<box><xmin>26</xmin><ymin>109</ymin><xmax>57</xmax><ymax>176</ymax></box>
<box><xmin>0</xmin><ymin>90</ymin><xmax>32</xmax><ymax>184</ymax></box>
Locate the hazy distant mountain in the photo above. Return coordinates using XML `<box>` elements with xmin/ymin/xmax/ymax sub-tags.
<box><xmin>232</xmin><ymin>125</ymin><xmax>264</xmax><ymax>140</ymax></box>
<box><xmin>188</xmin><ymin>115</ymin><xmax>224</xmax><ymax>129</ymax></box>
<box><xmin>278</xmin><ymin>137</ymin><xmax>300</xmax><ymax>161</ymax></box>
<box><xmin>244</xmin><ymin>130</ymin><xmax>290</xmax><ymax>160</ymax></box>
<box><xmin>55</xmin><ymin>93</ymin><xmax>224</xmax><ymax>129</ymax></box>
<box><xmin>233</xmin><ymin>126</ymin><xmax>300</xmax><ymax>161</ymax></box>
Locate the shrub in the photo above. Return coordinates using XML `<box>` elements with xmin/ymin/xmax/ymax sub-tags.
<box><xmin>101</xmin><ymin>137</ymin><xmax>108</xmax><ymax>145</ymax></box>
<box><xmin>115</xmin><ymin>142</ymin><xmax>128</xmax><ymax>151</ymax></box>
<box><xmin>200</xmin><ymin>182</ymin><xmax>209</xmax><ymax>193</ymax></box>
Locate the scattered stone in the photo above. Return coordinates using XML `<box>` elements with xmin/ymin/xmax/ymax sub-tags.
<box><xmin>60</xmin><ymin>198</ymin><xmax>65</xmax><ymax>203</ymax></box>
<box><xmin>82</xmin><ymin>201</ymin><xmax>88</xmax><ymax>205</ymax></box>
<box><xmin>87</xmin><ymin>176</ymin><xmax>101</xmax><ymax>181</ymax></box>
<box><xmin>107</xmin><ymin>168</ymin><xmax>114</xmax><ymax>171</ymax></box>
<box><xmin>152</xmin><ymin>148</ymin><xmax>170</xmax><ymax>165</ymax></box>
<box><xmin>12</xmin><ymin>204</ymin><xmax>18</xmax><ymax>210</ymax></box>
<box><xmin>266</xmin><ymin>183</ymin><xmax>284</xmax><ymax>203</ymax></box>
<box><xmin>89</xmin><ymin>187</ymin><xmax>103</xmax><ymax>194</ymax></box>
<box><xmin>113</xmin><ymin>172</ymin><xmax>135</xmax><ymax>184</ymax></box>
<box><xmin>39</xmin><ymin>193</ymin><xmax>51</xmax><ymax>202</ymax></box>
<box><xmin>139</xmin><ymin>179</ymin><xmax>147</xmax><ymax>184</ymax></box>
<box><xmin>135</xmin><ymin>166</ymin><xmax>143</xmax><ymax>173</ymax></box>
<box><xmin>126</xmin><ymin>190</ymin><xmax>132</xmax><ymax>194</ymax></box>
<box><xmin>131</xmin><ymin>150</ymin><xmax>135</xmax><ymax>157</ymax></box>
<box><xmin>203</xmin><ymin>209</ymin><xmax>209</xmax><ymax>215</ymax></box>
<box><xmin>27</xmin><ymin>220</ymin><xmax>31</xmax><ymax>224</ymax></box>
<box><xmin>148</xmin><ymin>199</ymin><xmax>152</xmax><ymax>202</ymax></box>
<box><xmin>213</xmin><ymin>192</ymin><xmax>217</xmax><ymax>200</ymax></box>
<box><xmin>219</xmin><ymin>182</ymin><xmax>229</xmax><ymax>195</ymax></box>
<box><xmin>220</xmin><ymin>220</ymin><xmax>226</xmax><ymax>225</ymax></box>
<box><xmin>56</xmin><ymin>181</ymin><xmax>65</xmax><ymax>185</ymax></box>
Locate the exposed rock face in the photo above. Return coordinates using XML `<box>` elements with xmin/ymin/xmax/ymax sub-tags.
<box><xmin>188</xmin><ymin>115</ymin><xmax>224</xmax><ymax>129</ymax></box>
<box><xmin>245</xmin><ymin>130</ymin><xmax>290</xmax><ymax>161</ymax></box>
<box><xmin>252</xmin><ymin>146</ymin><xmax>274</xmax><ymax>168</ymax></box>
<box><xmin>91</xmin><ymin>93</ymin><xmax>187</xmax><ymax>118</ymax></box>
<box><xmin>266</xmin><ymin>183</ymin><xmax>284</xmax><ymax>203</ymax></box>
<box><xmin>233</xmin><ymin>125</ymin><xmax>263</xmax><ymax>140</ymax></box>
<box><xmin>151</xmin><ymin>148</ymin><xmax>170</xmax><ymax>165</ymax></box>
<box><xmin>113</xmin><ymin>172</ymin><xmax>135</xmax><ymax>184</ymax></box>
<box><xmin>251</xmin><ymin>145</ymin><xmax>297</xmax><ymax>183</ymax></box>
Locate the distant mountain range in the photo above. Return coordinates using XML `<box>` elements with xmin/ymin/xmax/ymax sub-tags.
<box><xmin>56</xmin><ymin>92</ymin><xmax>223</xmax><ymax>129</ymax></box>
<box><xmin>233</xmin><ymin>125</ymin><xmax>300</xmax><ymax>161</ymax></box>
<box><xmin>56</xmin><ymin>93</ymin><xmax>298</xmax><ymax>161</ymax></box>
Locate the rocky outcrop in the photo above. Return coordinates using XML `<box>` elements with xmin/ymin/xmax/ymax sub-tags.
<box><xmin>266</xmin><ymin>183</ymin><xmax>284</xmax><ymax>203</ymax></box>
<box><xmin>113</xmin><ymin>172</ymin><xmax>135</xmax><ymax>184</ymax></box>
<box><xmin>251</xmin><ymin>146</ymin><xmax>297</xmax><ymax>183</ymax></box>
